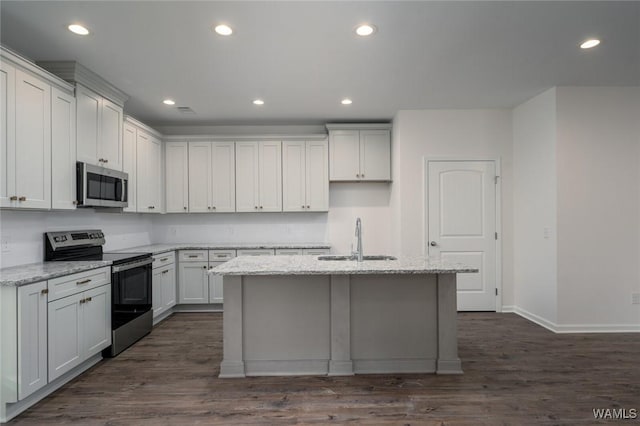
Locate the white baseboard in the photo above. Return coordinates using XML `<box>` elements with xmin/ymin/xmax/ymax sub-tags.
<box><xmin>501</xmin><ymin>306</ymin><xmax>640</xmax><ymax>333</ymax></box>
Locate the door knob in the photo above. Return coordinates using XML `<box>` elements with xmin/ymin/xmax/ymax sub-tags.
<box><xmin>430</xmin><ymin>241</ymin><xmax>437</xmax><ymax>247</ymax></box>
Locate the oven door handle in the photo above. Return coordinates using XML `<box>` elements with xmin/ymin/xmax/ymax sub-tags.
<box><xmin>112</xmin><ymin>258</ymin><xmax>153</xmax><ymax>273</ymax></box>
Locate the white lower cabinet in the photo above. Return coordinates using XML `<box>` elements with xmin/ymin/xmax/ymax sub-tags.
<box><xmin>208</xmin><ymin>262</ymin><xmax>225</xmax><ymax>304</ymax></box>
<box><xmin>237</xmin><ymin>249</ymin><xmax>275</xmax><ymax>256</ymax></box>
<box><xmin>178</xmin><ymin>261</ymin><xmax>209</xmax><ymax>304</ymax></box>
<box><xmin>48</xmin><ymin>283</ymin><xmax>111</xmax><ymax>382</ymax></box>
<box><xmin>17</xmin><ymin>281</ymin><xmax>48</xmax><ymax>400</ymax></box>
<box><xmin>152</xmin><ymin>262</ymin><xmax>176</xmax><ymax>318</ymax></box>
<box><xmin>302</xmin><ymin>248</ymin><xmax>330</xmax><ymax>256</ymax></box>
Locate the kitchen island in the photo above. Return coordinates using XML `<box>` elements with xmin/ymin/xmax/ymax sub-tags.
<box><xmin>213</xmin><ymin>255</ymin><xmax>477</xmax><ymax>377</ymax></box>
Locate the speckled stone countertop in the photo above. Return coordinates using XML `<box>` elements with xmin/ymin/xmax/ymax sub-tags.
<box><xmin>0</xmin><ymin>261</ymin><xmax>112</xmax><ymax>287</ymax></box>
<box><xmin>114</xmin><ymin>243</ymin><xmax>331</xmax><ymax>255</ymax></box>
<box><xmin>211</xmin><ymin>255</ymin><xmax>478</xmax><ymax>276</ymax></box>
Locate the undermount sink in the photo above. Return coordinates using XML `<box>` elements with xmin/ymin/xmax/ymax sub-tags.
<box><xmin>317</xmin><ymin>255</ymin><xmax>397</xmax><ymax>261</ymax></box>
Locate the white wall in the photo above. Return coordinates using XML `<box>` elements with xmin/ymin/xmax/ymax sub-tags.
<box><xmin>0</xmin><ymin>210</ymin><xmax>153</xmax><ymax>268</ymax></box>
<box><xmin>391</xmin><ymin>109</ymin><xmax>514</xmax><ymax>306</ymax></box>
<box><xmin>512</xmin><ymin>88</ymin><xmax>559</xmax><ymax>324</ymax></box>
<box><xmin>556</xmin><ymin>87</ymin><xmax>640</xmax><ymax>328</ymax></box>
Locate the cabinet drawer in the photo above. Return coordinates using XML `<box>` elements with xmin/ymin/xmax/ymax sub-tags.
<box><xmin>302</xmin><ymin>248</ymin><xmax>330</xmax><ymax>255</ymax></box>
<box><xmin>208</xmin><ymin>250</ymin><xmax>236</xmax><ymax>261</ymax></box>
<box><xmin>48</xmin><ymin>267</ymin><xmax>110</xmax><ymax>302</ymax></box>
<box><xmin>153</xmin><ymin>251</ymin><xmax>176</xmax><ymax>269</ymax></box>
<box><xmin>237</xmin><ymin>249</ymin><xmax>275</xmax><ymax>256</ymax></box>
<box><xmin>275</xmin><ymin>249</ymin><xmax>303</xmax><ymax>255</ymax></box>
<box><xmin>179</xmin><ymin>250</ymin><xmax>208</xmax><ymax>262</ymax></box>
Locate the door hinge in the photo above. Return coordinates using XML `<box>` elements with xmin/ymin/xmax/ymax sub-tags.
<box><xmin>494</xmin><ymin>176</ymin><xmax>500</xmax><ymax>184</ymax></box>
<box><xmin>495</xmin><ymin>232</ymin><xmax>498</xmax><ymax>240</ymax></box>
<box><xmin>495</xmin><ymin>288</ymin><xmax>498</xmax><ymax>296</ymax></box>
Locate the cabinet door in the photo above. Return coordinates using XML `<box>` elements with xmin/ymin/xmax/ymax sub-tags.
<box><xmin>0</xmin><ymin>61</ymin><xmax>15</xmax><ymax>208</ymax></box>
<box><xmin>136</xmin><ymin>131</ymin><xmax>158</xmax><ymax>212</ymax></box>
<box><xmin>100</xmin><ymin>98</ymin><xmax>123</xmax><ymax>170</ymax></box>
<box><xmin>211</xmin><ymin>141</ymin><xmax>235</xmax><ymax>212</ymax></box>
<box><xmin>258</xmin><ymin>141</ymin><xmax>282</xmax><ymax>212</ymax></box>
<box><xmin>282</xmin><ymin>141</ymin><xmax>305</xmax><ymax>212</ymax></box>
<box><xmin>235</xmin><ymin>142</ymin><xmax>259</xmax><ymax>212</ymax></box>
<box><xmin>152</xmin><ymin>268</ymin><xmax>164</xmax><ymax>318</ymax></box>
<box><xmin>188</xmin><ymin>141</ymin><xmax>212</xmax><ymax>213</ymax></box>
<box><xmin>359</xmin><ymin>130</ymin><xmax>391</xmax><ymax>181</ymax></box>
<box><xmin>275</xmin><ymin>249</ymin><xmax>303</xmax><ymax>255</ymax></box>
<box><xmin>166</xmin><ymin>142</ymin><xmax>189</xmax><ymax>213</ymax></box>
<box><xmin>82</xmin><ymin>284</ymin><xmax>111</xmax><ymax>356</ymax></box>
<box><xmin>48</xmin><ymin>292</ymin><xmax>83</xmax><ymax>381</ymax></box>
<box><xmin>305</xmin><ymin>140</ymin><xmax>329</xmax><ymax>211</ymax></box>
<box><xmin>122</xmin><ymin>123</ymin><xmax>137</xmax><ymax>212</ymax></box>
<box><xmin>15</xmin><ymin>69</ymin><xmax>51</xmax><ymax>209</ymax></box>
<box><xmin>76</xmin><ymin>85</ymin><xmax>101</xmax><ymax>166</ymax></box>
<box><xmin>51</xmin><ymin>87</ymin><xmax>77</xmax><ymax>210</ymax></box>
<box><xmin>162</xmin><ymin>263</ymin><xmax>177</xmax><ymax>310</ymax></box>
<box><xmin>148</xmin><ymin>136</ymin><xmax>162</xmax><ymax>213</ymax></box>
<box><xmin>329</xmin><ymin>130</ymin><xmax>360</xmax><ymax>181</ymax></box>
<box><xmin>179</xmin><ymin>262</ymin><xmax>209</xmax><ymax>304</ymax></box>
<box><xmin>17</xmin><ymin>281</ymin><xmax>47</xmax><ymax>400</ymax></box>
<box><xmin>208</xmin><ymin>261</ymin><xmax>225</xmax><ymax>303</ymax></box>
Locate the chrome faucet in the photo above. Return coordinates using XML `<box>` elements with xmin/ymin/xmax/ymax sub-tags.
<box><xmin>353</xmin><ymin>217</ymin><xmax>363</xmax><ymax>262</ymax></box>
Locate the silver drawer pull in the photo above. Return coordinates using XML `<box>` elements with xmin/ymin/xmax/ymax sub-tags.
<box><xmin>41</xmin><ymin>289</ymin><xmax>49</xmax><ymax>295</ymax></box>
<box><xmin>216</xmin><ymin>254</ymin><xmax>228</xmax><ymax>258</ymax></box>
<box><xmin>86</xmin><ymin>296</ymin><xmax>92</xmax><ymax>302</ymax></box>
<box><xmin>162</xmin><ymin>270</ymin><xmax>169</xmax><ymax>274</ymax></box>
<box><xmin>77</xmin><ymin>279</ymin><xmax>91</xmax><ymax>285</ymax></box>
<box><xmin>188</xmin><ymin>255</ymin><xmax>199</xmax><ymax>258</ymax></box>
<box><xmin>160</xmin><ymin>257</ymin><xmax>169</xmax><ymax>261</ymax></box>
<box><xmin>79</xmin><ymin>298</ymin><xmax>86</xmax><ymax>304</ymax></box>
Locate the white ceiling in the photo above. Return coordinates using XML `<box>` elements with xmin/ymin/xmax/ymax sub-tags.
<box><xmin>1</xmin><ymin>1</ymin><xmax>638</xmax><ymax>126</ymax></box>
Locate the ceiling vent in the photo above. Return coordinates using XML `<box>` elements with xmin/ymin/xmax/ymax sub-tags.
<box><xmin>177</xmin><ymin>106</ymin><xmax>196</xmax><ymax>114</ymax></box>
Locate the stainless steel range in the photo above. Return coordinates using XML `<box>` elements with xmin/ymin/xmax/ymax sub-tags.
<box><xmin>44</xmin><ymin>230</ymin><xmax>153</xmax><ymax>356</ymax></box>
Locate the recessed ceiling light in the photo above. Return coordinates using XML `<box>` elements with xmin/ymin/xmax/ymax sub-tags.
<box><xmin>341</xmin><ymin>98</ymin><xmax>353</xmax><ymax>105</ymax></box>
<box><xmin>355</xmin><ymin>24</ymin><xmax>376</xmax><ymax>37</ymax></box>
<box><xmin>163</xmin><ymin>99</ymin><xmax>175</xmax><ymax>105</ymax></box>
<box><xmin>580</xmin><ymin>38</ymin><xmax>600</xmax><ymax>49</ymax></box>
<box><xmin>253</xmin><ymin>99</ymin><xmax>265</xmax><ymax>105</ymax></box>
<box><xmin>214</xmin><ymin>24</ymin><xmax>233</xmax><ymax>36</ymax></box>
<box><xmin>68</xmin><ymin>24</ymin><xmax>89</xmax><ymax>36</ymax></box>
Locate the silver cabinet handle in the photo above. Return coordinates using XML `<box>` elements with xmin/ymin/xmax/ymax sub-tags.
<box><xmin>41</xmin><ymin>289</ymin><xmax>49</xmax><ymax>295</ymax></box>
<box><xmin>162</xmin><ymin>270</ymin><xmax>169</xmax><ymax>274</ymax></box>
<box><xmin>18</xmin><ymin>196</ymin><xmax>26</xmax><ymax>202</ymax></box>
<box><xmin>77</xmin><ymin>279</ymin><xmax>91</xmax><ymax>285</ymax></box>
<box><xmin>188</xmin><ymin>255</ymin><xmax>198</xmax><ymax>258</ymax></box>
<box><xmin>9</xmin><ymin>196</ymin><xmax>17</xmax><ymax>201</ymax></box>
<box><xmin>430</xmin><ymin>241</ymin><xmax>437</xmax><ymax>247</ymax></box>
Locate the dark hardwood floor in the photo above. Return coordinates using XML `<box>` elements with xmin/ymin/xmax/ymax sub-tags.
<box><xmin>9</xmin><ymin>312</ymin><xmax>639</xmax><ymax>425</ymax></box>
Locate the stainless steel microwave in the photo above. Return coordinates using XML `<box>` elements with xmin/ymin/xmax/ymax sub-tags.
<box><xmin>76</xmin><ymin>162</ymin><xmax>128</xmax><ymax>208</ymax></box>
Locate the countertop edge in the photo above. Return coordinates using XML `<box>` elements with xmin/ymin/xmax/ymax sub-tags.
<box><xmin>0</xmin><ymin>262</ymin><xmax>112</xmax><ymax>287</ymax></box>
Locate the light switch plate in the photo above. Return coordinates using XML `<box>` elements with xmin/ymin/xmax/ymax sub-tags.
<box><xmin>632</xmin><ymin>293</ymin><xmax>640</xmax><ymax>305</ymax></box>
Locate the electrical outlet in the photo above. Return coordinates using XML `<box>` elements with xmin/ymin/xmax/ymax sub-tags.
<box><xmin>543</xmin><ymin>227</ymin><xmax>551</xmax><ymax>240</ymax></box>
<box><xmin>632</xmin><ymin>293</ymin><xmax>640</xmax><ymax>305</ymax></box>
<box><xmin>1</xmin><ymin>236</ymin><xmax>11</xmax><ymax>253</ymax></box>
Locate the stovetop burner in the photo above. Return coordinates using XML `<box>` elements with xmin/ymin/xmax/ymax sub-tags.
<box><xmin>44</xmin><ymin>230</ymin><xmax>151</xmax><ymax>264</ymax></box>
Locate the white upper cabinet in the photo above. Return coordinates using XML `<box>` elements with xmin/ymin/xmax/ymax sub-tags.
<box><xmin>76</xmin><ymin>84</ymin><xmax>123</xmax><ymax>170</ymax></box>
<box><xmin>282</xmin><ymin>139</ymin><xmax>328</xmax><ymax>212</ymax></box>
<box><xmin>236</xmin><ymin>141</ymin><xmax>282</xmax><ymax>212</ymax></box>
<box><xmin>122</xmin><ymin>122</ymin><xmax>137</xmax><ymax>213</ymax></box>
<box><xmin>186</xmin><ymin>141</ymin><xmax>235</xmax><ymax>213</ymax></box>
<box><xmin>51</xmin><ymin>87</ymin><xmax>77</xmax><ymax>210</ymax></box>
<box><xmin>165</xmin><ymin>141</ymin><xmax>189</xmax><ymax>213</ymax></box>
<box><xmin>0</xmin><ymin>60</ymin><xmax>16</xmax><ymax>208</ymax></box>
<box><xmin>136</xmin><ymin>130</ymin><xmax>162</xmax><ymax>213</ymax></box>
<box><xmin>187</xmin><ymin>141</ymin><xmax>212</xmax><ymax>213</ymax></box>
<box><xmin>327</xmin><ymin>124</ymin><xmax>391</xmax><ymax>182</ymax></box>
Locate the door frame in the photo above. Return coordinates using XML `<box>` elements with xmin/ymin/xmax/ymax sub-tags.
<box><xmin>423</xmin><ymin>157</ymin><xmax>503</xmax><ymax>312</ymax></box>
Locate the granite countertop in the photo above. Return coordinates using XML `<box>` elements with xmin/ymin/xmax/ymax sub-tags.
<box><xmin>0</xmin><ymin>261</ymin><xmax>112</xmax><ymax>287</ymax></box>
<box><xmin>211</xmin><ymin>255</ymin><xmax>478</xmax><ymax>276</ymax></box>
<box><xmin>114</xmin><ymin>243</ymin><xmax>331</xmax><ymax>255</ymax></box>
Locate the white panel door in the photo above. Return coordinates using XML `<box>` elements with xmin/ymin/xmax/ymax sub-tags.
<box><xmin>188</xmin><ymin>141</ymin><xmax>212</xmax><ymax>213</ymax></box>
<box><xmin>148</xmin><ymin>136</ymin><xmax>162</xmax><ymax>213</ymax></box>
<box><xmin>82</xmin><ymin>285</ymin><xmax>111</xmax><ymax>356</ymax></box>
<box><xmin>211</xmin><ymin>141</ymin><xmax>235</xmax><ymax>212</ymax></box>
<box><xmin>152</xmin><ymin>268</ymin><xmax>164</xmax><ymax>318</ymax></box>
<box><xmin>235</xmin><ymin>142</ymin><xmax>259</xmax><ymax>212</ymax></box>
<box><xmin>165</xmin><ymin>141</ymin><xmax>189</xmax><ymax>213</ymax></box>
<box><xmin>122</xmin><ymin>123</ymin><xmax>137</xmax><ymax>212</ymax></box>
<box><xmin>100</xmin><ymin>98</ymin><xmax>123</xmax><ymax>170</ymax></box>
<box><xmin>135</xmin><ymin>131</ymin><xmax>150</xmax><ymax>212</ymax></box>
<box><xmin>208</xmin><ymin>261</ymin><xmax>225</xmax><ymax>303</ymax></box>
<box><xmin>282</xmin><ymin>140</ymin><xmax>305</xmax><ymax>212</ymax></box>
<box><xmin>17</xmin><ymin>281</ymin><xmax>47</xmax><ymax>400</ymax></box>
<box><xmin>427</xmin><ymin>160</ymin><xmax>497</xmax><ymax>311</ymax></box>
<box><xmin>51</xmin><ymin>87</ymin><xmax>77</xmax><ymax>210</ymax></box>
<box><xmin>329</xmin><ymin>130</ymin><xmax>360</xmax><ymax>180</ymax></box>
<box><xmin>179</xmin><ymin>262</ymin><xmax>209</xmax><ymax>304</ymax></box>
<box><xmin>161</xmin><ymin>263</ymin><xmax>177</xmax><ymax>310</ymax></box>
<box><xmin>15</xmin><ymin>69</ymin><xmax>51</xmax><ymax>209</ymax></box>
<box><xmin>258</xmin><ymin>141</ymin><xmax>282</xmax><ymax>212</ymax></box>
<box><xmin>0</xmin><ymin>61</ymin><xmax>15</xmax><ymax>208</ymax></box>
<box><xmin>305</xmin><ymin>140</ymin><xmax>329</xmax><ymax>211</ymax></box>
<box><xmin>75</xmin><ymin>85</ymin><xmax>101</xmax><ymax>166</ymax></box>
<box><xmin>360</xmin><ymin>130</ymin><xmax>391</xmax><ymax>181</ymax></box>
<box><xmin>48</xmin><ymin>292</ymin><xmax>83</xmax><ymax>381</ymax></box>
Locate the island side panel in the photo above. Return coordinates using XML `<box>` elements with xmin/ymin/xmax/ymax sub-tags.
<box><xmin>329</xmin><ymin>275</ymin><xmax>353</xmax><ymax>376</ymax></box>
<box><xmin>242</xmin><ymin>275</ymin><xmax>331</xmax><ymax>376</ymax></box>
<box><xmin>436</xmin><ymin>273</ymin><xmax>463</xmax><ymax>374</ymax></box>
<box><xmin>219</xmin><ymin>275</ymin><xmax>246</xmax><ymax>378</ymax></box>
<box><xmin>350</xmin><ymin>274</ymin><xmax>438</xmax><ymax>374</ymax></box>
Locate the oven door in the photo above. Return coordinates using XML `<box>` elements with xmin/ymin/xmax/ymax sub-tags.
<box><xmin>111</xmin><ymin>258</ymin><xmax>152</xmax><ymax>329</ymax></box>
